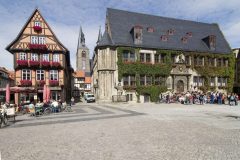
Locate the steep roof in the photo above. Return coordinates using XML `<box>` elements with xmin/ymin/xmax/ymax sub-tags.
<box><xmin>5</xmin><ymin>8</ymin><xmax>71</xmax><ymax>67</ymax></box>
<box><xmin>98</xmin><ymin>8</ymin><xmax>231</xmax><ymax>54</ymax></box>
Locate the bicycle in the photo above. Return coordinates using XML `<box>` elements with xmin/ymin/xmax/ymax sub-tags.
<box><xmin>0</xmin><ymin>110</ymin><xmax>8</xmax><ymax>128</ymax></box>
<box><xmin>61</xmin><ymin>103</ymin><xmax>72</xmax><ymax>112</ymax></box>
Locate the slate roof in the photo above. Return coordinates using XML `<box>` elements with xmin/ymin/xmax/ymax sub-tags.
<box><xmin>97</xmin><ymin>8</ymin><xmax>231</xmax><ymax>54</ymax></box>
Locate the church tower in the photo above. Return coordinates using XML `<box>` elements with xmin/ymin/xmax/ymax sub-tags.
<box><xmin>76</xmin><ymin>27</ymin><xmax>90</xmax><ymax>73</ymax></box>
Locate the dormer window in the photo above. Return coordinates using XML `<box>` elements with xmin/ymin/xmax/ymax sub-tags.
<box><xmin>147</xmin><ymin>27</ymin><xmax>154</xmax><ymax>33</ymax></box>
<box><xmin>209</xmin><ymin>35</ymin><xmax>216</xmax><ymax>50</ymax></box>
<box><xmin>181</xmin><ymin>37</ymin><xmax>188</xmax><ymax>43</ymax></box>
<box><xmin>186</xmin><ymin>32</ymin><xmax>192</xmax><ymax>37</ymax></box>
<box><xmin>131</xmin><ymin>25</ymin><xmax>143</xmax><ymax>45</ymax></box>
<box><xmin>203</xmin><ymin>35</ymin><xmax>216</xmax><ymax>51</ymax></box>
<box><xmin>167</xmin><ymin>29</ymin><xmax>175</xmax><ymax>35</ymax></box>
<box><xmin>161</xmin><ymin>35</ymin><xmax>168</xmax><ymax>41</ymax></box>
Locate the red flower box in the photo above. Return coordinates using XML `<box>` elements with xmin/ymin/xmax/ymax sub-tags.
<box><xmin>36</xmin><ymin>80</ymin><xmax>45</xmax><ymax>87</ymax></box>
<box><xmin>28</xmin><ymin>43</ymin><xmax>47</xmax><ymax>50</ymax></box>
<box><xmin>29</xmin><ymin>60</ymin><xmax>40</xmax><ymax>66</ymax></box>
<box><xmin>49</xmin><ymin>80</ymin><xmax>59</xmax><ymax>86</ymax></box>
<box><xmin>33</xmin><ymin>26</ymin><xmax>42</xmax><ymax>32</ymax></box>
<box><xmin>20</xmin><ymin>80</ymin><xmax>32</xmax><ymax>86</ymax></box>
<box><xmin>41</xmin><ymin>61</ymin><xmax>50</xmax><ymax>67</ymax></box>
<box><xmin>51</xmin><ymin>62</ymin><xmax>61</xmax><ymax>67</ymax></box>
<box><xmin>17</xmin><ymin>60</ymin><xmax>28</xmax><ymax>66</ymax></box>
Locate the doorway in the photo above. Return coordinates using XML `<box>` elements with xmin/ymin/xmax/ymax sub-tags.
<box><xmin>176</xmin><ymin>80</ymin><xmax>184</xmax><ymax>93</ymax></box>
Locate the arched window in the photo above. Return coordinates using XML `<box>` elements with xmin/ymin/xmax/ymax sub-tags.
<box><xmin>82</xmin><ymin>51</ymin><xmax>86</xmax><ymax>58</ymax></box>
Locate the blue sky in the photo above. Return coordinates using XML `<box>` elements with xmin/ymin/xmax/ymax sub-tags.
<box><xmin>0</xmin><ymin>0</ymin><xmax>240</xmax><ymax>70</ymax></box>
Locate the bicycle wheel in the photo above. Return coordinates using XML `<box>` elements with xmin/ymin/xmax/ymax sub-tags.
<box><xmin>0</xmin><ymin>116</ymin><xmax>2</xmax><ymax>128</ymax></box>
<box><xmin>44</xmin><ymin>108</ymin><xmax>51</xmax><ymax>115</ymax></box>
<box><xmin>3</xmin><ymin>114</ymin><xmax>8</xmax><ymax>126</ymax></box>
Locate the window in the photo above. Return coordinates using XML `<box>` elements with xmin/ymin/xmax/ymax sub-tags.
<box><xmin>82</xmin><ymin>60</ymin><xmax>86</xmax><ymax>70</ymax></box>
<box><xmin>19</xmin><ymin>53</ymin><xmax>27</xmax><ymax>60</ymax></box>
<box><xmin>217</xmin><ymin>58</ymin><xmax>222</xmax><ymax>67</ymax></box>
<box><xmin>36</xmin><ymin>70</ymin><xmax>44</xmax><ymax>80</ymax></box>
<box><xmin>31</xmin><ymin>36</ymin><xmax>38</xmax><ymax>44</ymax></box>
<box><xmin>122</xmin><ymin>50</ymin><xmax>135</xmax><ymax>62</ymax></box>
<box><xmin>161</xmin><ymin>35</ymin><xmax>168</xmax><ymax>41</ymax></box>
<box><xmin>123</xmin><ymin>76</ymin><xmax>129</xmax><ymax>86</ymax></box>
<box><xmin>53</xmin><ymin>54</ymin><xmax>59</xmax><ymax>62</ymax></box>
<box><xmin>198</xmin><ymin>57</ymin><xmax>203</xmax><ymax>66</ymax></box>
<box><xmin>218</xmin><ymin>77</ymin><xmax>227</xmax><ymax>87</ymax></box>
<box><xmin>171</xmin><ymin>55</ymin><xmax>175</xmax><ymax>63</ymax></box>
<box><xmin>31</xmin><ymin>53</ymin><xmax>38</xmax><ymax>61</ymax></box>
<box><xmin>208</xmin><ymin>57</ymin><xmax>215</xmax><ymax>66</ymax></box>
<box><xmin>185</xmin><ymin>56</ymin><xmax>190</xmax><ymax>65</ymax></box>
<box><xmin>146</xmin><ymin>54</ymin><xmax>151</xmax><ymax>63</ymax></box>
<box><xmin>34</xmin><ymin>21</ymin><xmax>41</xmax><ymax>27</ymax></box>
<box><xmin>130</xmin><ymin>75</ymin><xmax>136</xmax><ymax>86</ymax></box>
<box><xmin>123</xmin><ymin>75</ymin><xmax>136</xmax><ymax>86</ymax></box>
<box><xmin>161</xmin><ymin>54</ymin><xmax>166</xmax><ymax>63</ymax></box>
<box><xmin>154</xmin><ymin>54</ymin><xmax>160</xmax><ymax>63</ymax></box>
<box><xmin>193</xmin><ymin>76</ymin><xmax>204</xmax><ymax>87</ymax></box>
<box><xmin>49</xmin><ymin>70</ymin><xmax>58</xmax><ymax>80</ymax></box>
<box><xmin>39</xmin><ymin>37</ymin><xmax>45</xmax><ymax>44</ymax></box>
<box><xmin>210</xmin><ymin>77</ymin><xmax>215</xmax><ymax>86</ymax></box>
<box><xmin>146</xmin><ymin>76</ymin><xmax>152</xmax><ymax>85</ymax></box>
<box><xmin>140</xmin><ymin>75</ymin><xmax>145</xmax><ymax>85</ymax></box>
<box><xmin>42</xmin><ymin>54</ymin><xmax>49</xmax><ymax>61</ymax></box>
<box><xmin>155</xmin><ymin>76</ymin><xmax>166</xmax><ymax>86</ymax></box>
<box><xmin>223</xmin><ymin>59</ymin><xmax>228</xmax><ymax>67</ymax></box>
<box><xmin>140</xmin><ymin>53</ymin><xmax>144</xmax><ymax>62</ymax></box>
<box><xmin>82</xmin><ymin>51</ymin><xmax>86</xmax><ymax>58</ymax></box>
<box><xmin>126</xmin><ymin>94</ymin><xmax>133</xmax><ymax>101</ymax></box>
<box><xmin>22</xmin><ymin>69</ymin><xmax>31</xmax><ymax>80</ymax></box>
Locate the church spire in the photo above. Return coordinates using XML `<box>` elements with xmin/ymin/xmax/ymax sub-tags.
<box><xmin>77</xmin><ymin>26</ymin><xmax>85</xmax><ymax>49</ymax></box>
<box><xmin>96</xmin><ymin>26</ymin><xmax>102</xmax><ymax>45</ymax></box>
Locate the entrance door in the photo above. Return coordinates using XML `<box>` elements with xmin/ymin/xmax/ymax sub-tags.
<box><xmin>144</xmin><ymin>94</ymin><xmax>150</xmax><ymax>103</ymax></box>
<box><xmin>176</xmin><ymin>80</ymin><xmax>184</xmax><ymax>93</ymax></box>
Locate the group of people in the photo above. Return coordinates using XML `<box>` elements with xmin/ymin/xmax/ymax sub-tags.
<box><xmin>162</xmin><ymin>91</ymin><xmax>239</xmax><ymax>106</ymax></box>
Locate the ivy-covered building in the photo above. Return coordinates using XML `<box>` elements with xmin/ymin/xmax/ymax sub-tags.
<box><xmin>92</xmin><ymin>8</ymin><xmax>234</xmax><ymax>103</ymax></box>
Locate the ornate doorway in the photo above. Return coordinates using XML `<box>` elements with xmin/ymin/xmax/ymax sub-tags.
<box><xmin>176</xmin><ymin>80</ymin><xmax>184</xmax><ymax>93</ymax></box>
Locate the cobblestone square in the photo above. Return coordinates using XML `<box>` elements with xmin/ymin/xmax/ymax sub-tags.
<box><xmin>1</xmin><ymin>103</ymin><xmax>240</xmax><ymax>160</ymax></box>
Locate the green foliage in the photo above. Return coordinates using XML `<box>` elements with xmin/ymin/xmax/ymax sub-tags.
<box><xmin>117</xmin><ymin>47</ymin><xmax>235</xmax><ymax>102</ymax></box>
<box><xmin>136</xmin><ymin>85</ymin><xmax>168</xmax><ymax>102</ymax></box>
<box><xmin>117</xmin><ymin>47</ymin><xmax>172</xmax><ymax>102</ymax></box>
<box><xmin>194</xmin><ymin>52</ymin><xmax>235</xmax><ymax>92</ymax></box>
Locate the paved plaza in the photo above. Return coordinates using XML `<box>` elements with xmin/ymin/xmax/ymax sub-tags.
<box><xmin>1</xmin><ymin>103</ymin><xmax>240</xmax><ymax>160</ymax></box>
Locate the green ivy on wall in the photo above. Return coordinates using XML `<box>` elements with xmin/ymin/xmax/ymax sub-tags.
<box><xmin>117</xmin><ymin>47</ymin><xmax>235</xmax><ymax>102</ymax></box>
<box><xmin>117</xmin><ymin>47</ymin><xmax>173</xmax><ymax>102</ymax></box>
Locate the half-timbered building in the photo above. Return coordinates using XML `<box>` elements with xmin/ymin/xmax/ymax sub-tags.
<box><xmin>6</xmin><ymin>8</ymin><xmax>72</xmax><ymax>104</ymax></box>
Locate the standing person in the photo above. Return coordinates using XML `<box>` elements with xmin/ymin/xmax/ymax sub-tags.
<box><xmin>218</xmin><ymin>93</ymin><xmax>222</xmax><ymax>105</ymax></box>
<box><xmin>166</xmin><ymin>94</ymin><xmax>170</xmax><ymax>104</ymax></box>
<box><xmin>235</xmin><ymin>94</ymin><xmax>238</xmax><ymax>106</ymax></box>
<box><xmin>71</xmin><ymin>97</ymin><xmax>75</xmax><ymax>106</ymax></box>
<box><xmin>199</xmin><ymin>93</ymin><xmax>204</xmax><ymax>105</ymax></box>
<box><xmin>210</xmin><ymin>92</ymin><xmax>214</xmax><ymax>104</ymax></box>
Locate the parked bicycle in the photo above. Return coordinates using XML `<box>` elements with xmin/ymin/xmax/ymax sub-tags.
<box><xmin>0</xmin><ymin>107</ymin><xmax>8</xmax><ymax>128</ymax></box>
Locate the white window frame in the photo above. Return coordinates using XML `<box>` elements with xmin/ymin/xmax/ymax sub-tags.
<box><xmin>22</xmin><ymin>69</ymin><xmax>31</xmax><ymax>80</ymax></box>
<box><xmin>42</xmin><ymin>54</ymin><xmax>49</xmax><ymax>61</ymax></box>
<box><xmin>39</xmin><ymin>37</ymin><xmax>45</xmax><ymax>44</ymax></box>
<box><xmin>53</xmin><ymin>54</ymin><xmax>59</xmax><ymax>62</ymax></box>
<box><xmin>31</xmin><ymin>36</ymin><xmax>38</xmax><ymax>44</ymax></box>
<box><xmin>19</xmin><ymin>53</ymin><xmax>27</xmax><ymax>60</ymax></box>
<box><xmin>34</xmin><ymin>21</ymin><xmax>41</xmax><ymax>27</ymax></box>
<box><xmin>31</xmin><ymin>53</ymin><xmax>38</xmax><ymax>61</ymax></box>
<box><xmin>36</xmin><ymin>70</ymin><xmax>45</xmax><ymax>80</ymax></box>
<box><xmin>49</xmin><ymin>70</ymin><xmax>58</xmax><ymax>80</ymax></box>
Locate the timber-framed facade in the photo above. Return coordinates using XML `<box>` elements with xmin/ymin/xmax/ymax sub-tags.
<box><xmin>6</xmin><ymin>8</ymin><xmax>72</xmax><ymax>104</ymax></box>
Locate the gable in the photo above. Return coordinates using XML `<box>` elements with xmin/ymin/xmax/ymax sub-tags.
<box><xmin>6</xmin><ymin>9</ymin><xmax>68</xmax><ymax>53</ymax></box>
